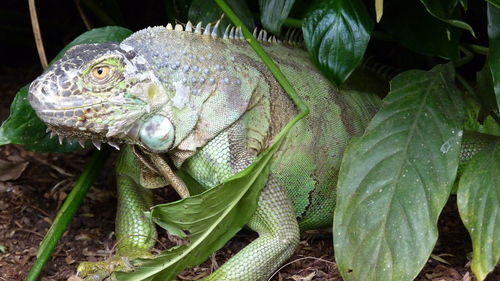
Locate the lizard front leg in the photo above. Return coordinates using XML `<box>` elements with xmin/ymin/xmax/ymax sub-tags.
<box><xmin>115</xmin><ymin>174</ymin><xmax>157</xmax><ymax>257</ymax></box>
<box><xmin>203</xmin><ymin>176</ymin><xmax>300</xmax><ymax>281</ymax></box>
<box><xmin>77</xmin><ymin>156</ymin><xmax>157</xmax><ymax>280</ymax></box>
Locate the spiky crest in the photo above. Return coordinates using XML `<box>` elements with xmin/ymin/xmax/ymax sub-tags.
<box><xmin>161</xmin><ymin>20</ymin><xmax>303</xmax><ymax>46</ymax></box>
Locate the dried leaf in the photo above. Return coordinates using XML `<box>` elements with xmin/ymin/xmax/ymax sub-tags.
<box><xmin>0</xmin><ymin>159</ymin><xmax>28</xmax><ymax>181</ymax></box>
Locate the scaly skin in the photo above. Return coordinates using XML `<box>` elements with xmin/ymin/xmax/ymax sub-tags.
<box><xmin>28</xmin><ymin>23</ymin><xmax>496</xmax><ymax>280</ymax></box>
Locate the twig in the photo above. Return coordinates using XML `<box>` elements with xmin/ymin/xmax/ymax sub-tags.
<box><xmin>30</xmin><ymin>156</ymin><xmax>74</xmax><ymax>177</ymax></box>
<box><xmin>267</xmin><ymin>256</ymin><xmax>336</xmax><ymax>281</ymax></box>
<box><xmin>81</xmin><ymin>0</ymin><xmax>117</xmax><ymax>26</ymax></box>
<box><xmin>28</xmin><ymin>0</ymin><xmax>48</xmax><ymax>69</ymax></box>
<box><xmin>74</xmin><ymin>0</ymin><xmax>92</xmax><ymax>30</ymax></box>
<box><xmin>13</xmin><ymin>228</ymin><xmax>46</xmax><ymax>238</ymax></box>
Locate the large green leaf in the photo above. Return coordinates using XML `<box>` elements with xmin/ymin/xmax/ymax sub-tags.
<box><xmin>303</xmin><ymin>0</ymin><xmax>373</xmax><ymax>86</ymax></box>
<box><xmin>488</xmin><ymin>3</ymin><xmax>500</xmax><ymax>113</ymax></box>
<box><xmin>333</xmin><ymin>64</ymin><xmax>465</xmax><ymax>281</ymax></box>
<box><xmin>379</xmin><ymin>0</ymin><xmax>460</xmax><ymax>60</ymax></box>
<box><xmin>476</xmin><ymin>63</ymin><xmax>499</xmax><ymax>116</ymax></box>
<box><xmin>188</xmin><ymin>0</ymin><xmax>254</xmax><ymax>37</ymax></box>
<box><xmin>0</xmin><ymin>86</ymin><xmax>81</xmax><ymax>152</ymax></box>
<box><xmin>0</xmin><ymin>26</ymin><xmax>133</xmax><ymax>153</ymax></box>
<box><xmin>115</xmin><ymin>137</ymin><xmax>281</xmax><ymax>281</ymax></box>
<box><xmin>259</xmin><ymin>0</ymin><xmax>296</xmax><ymax>34</ymax></box>
<box><xmin>487</xmin><ymin>0</ymin><xmax>500</xmax><ymax>9</ymax></box>
<box><xmin>457</xmin><ymin>140</ymin><xmax>500</xmax><ymax>281</ymax></box>
<box><xmin>419</xmin><ymin>0</ymin><xmax>475</xmax><ymax>36</ymax></box>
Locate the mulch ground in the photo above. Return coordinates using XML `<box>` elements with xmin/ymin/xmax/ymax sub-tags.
<box><xmin>0</xmin><ymin>66</ymin><xmax>499</xmax><ymax>281</ymax></box>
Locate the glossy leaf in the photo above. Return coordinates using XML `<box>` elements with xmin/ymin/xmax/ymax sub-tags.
<box><xmin>379</xmin><ymin>0</ymin><xmax>460</xmax><ymax>60</ymax></box>
<box><xmin>457</xmin><ymin>140</ymin><xmax>500</xmax><ymax>281</ymax></box>
<box><xmin>334</xmin><ymin>64</ymin><xmax>464</xmax><ymax>281</ymax></box>
<box><xmin>476</xmin><ymin>63</ymin><xmax>499</xmax><ymax>115</ymax></box>
<box><xmin>54</xmin><ymin>26</ymin><xmax>133</xmax><ymax>61</ymax></box>
<box><xmin>487</xmin><ymin>0</ymin><xmax>500</xmax><ymax>9</ymax></box>
<box><xmin>464</xmin><ymin>102</ymin><xmax>500</xmax><ymax>137</ymax></box>
<box><xmin>115</xmin><ymin>138</ymin><xmax>281</xmax><ymax>281</ymax></box>
<box><xmin>0</xmin><ymin>26</ymin><xmax>133</xmax><ymax>153</ymax></box>
<box><xmin>259</xmin><ymin>0</ymin><xmax>296</xmax><ymax>33</ymax></box>
<box><xmin>303</xmin><ymin>0</ymin><xmax>373</xmax><ymax>86</ymax></box>
<box><xmin>419</xmin><ymin>0</ymin><xmax>475</xmax><ymax>36</ymax></box>
<box><xmin>0</xmin><ymin>86</ymin><xmax>81</xmax><ymax>152</ymax></box>
<box><xmin>488</xmin><ymin>3</ymin><xmax>500</xmax><ymax>113</ymax></box>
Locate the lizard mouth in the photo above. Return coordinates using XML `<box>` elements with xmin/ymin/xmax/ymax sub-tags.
<box><xmin>40</xmin><ymin>103</ymin><xmax>142</xmax><ymax>151</ymax></box>
<box><xmin>45</xmin><ymin>125</ymin><xmax>125</xmax><ymax>150</ymax></box>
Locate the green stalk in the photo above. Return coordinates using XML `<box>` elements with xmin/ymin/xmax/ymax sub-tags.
<box><xmin>282</xmin><ymin>17</ymin><xmax>303</xmax><ymax>28</ymax></box>
<box><xmin>214</xmin><ymin>0</ymin><xmax>310</xmax><ymax>137</ymax></box>
<box><xmin>26</xmin><ymin>148</ymin><xmax>110</xmax><ymax>281</ymax></box>
<box><xmin>463</xmin><ymin>43</ymin><xmax>489</xmax><ymax>56</ymax></box>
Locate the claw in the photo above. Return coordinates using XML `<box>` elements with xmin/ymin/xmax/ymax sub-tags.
<box><xmin>79</xmin><ymin>139</ymin><xmax>86</xmax><ymax>148</ymax></box>
<box><xmin>58</xmin><ymin>135</ymin><xmax>64</xmax><ymax>145</ymax></box>
<box><xmin>75</xmin><ymin>255</ymin><xmax>146</xmax><ymax>281</ymax></box>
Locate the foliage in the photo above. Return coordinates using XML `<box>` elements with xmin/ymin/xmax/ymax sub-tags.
<box><xmin>116</xmin><ymin>137</ymin><xmax>281</xmax><ymax>280</ymax></box>
<box><xmin>303</xmin><ymin>0</ymin><xmax>373</xmax><ymax>86</ymax></box>
<box><xmin>334</xmin><ymin>64</ymin><xmax>465</xmax><ymax>281</ymax></box>
<box><xmin>457</xmin><ymin>140</ymin><xmax>500</xmax><ymax>281</ymax></box>
<box><xmin>488</xmin><ymin>3</ymin><xmax>500</xmax><ymax>112</ymax></box>
<box><xmin>1</xmin><ymin>0</ymin><xmax>499</xmax><ymax>280</ymax></box>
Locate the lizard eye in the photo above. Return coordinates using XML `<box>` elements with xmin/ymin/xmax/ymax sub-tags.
<box><xmin>91</xmin><ymin>65</ymin><xmax>111</xmax><ymax>80</ymax></box>
<box><xmin>85</xmin><ymin>63</ymin><xmax>121</xmax><ymax>87</ymax></box>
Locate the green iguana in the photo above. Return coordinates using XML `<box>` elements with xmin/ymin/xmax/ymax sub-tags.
<box><xmin>27</xmin><ymin>22</ymin><xmax>492</xmax><ymax>280</ymax></box>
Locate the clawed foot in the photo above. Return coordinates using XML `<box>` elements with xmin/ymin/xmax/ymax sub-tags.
<box><xmin>71</xmin><ymin>251</ymin><xmax>153</xmax><ymax>281</ymax></box>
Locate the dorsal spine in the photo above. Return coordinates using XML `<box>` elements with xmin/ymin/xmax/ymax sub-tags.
<box><xmin>161</xmin><ymin>21</ymin><xmax>302</xmax><ymax>46</ymax></box>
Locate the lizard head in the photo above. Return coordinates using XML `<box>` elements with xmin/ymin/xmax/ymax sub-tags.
<box><xmin>28</xmin><ymin>43</ymin><xmax>175</xmax><ymax>151</ymax></box>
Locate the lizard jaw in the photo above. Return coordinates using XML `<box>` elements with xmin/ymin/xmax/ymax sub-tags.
<box><xmin>45</xmin><ymin>126</ymin><xmax>123</xmax><ymax>150</ymax></box>
<box><xmin>45</xmin><ymin>114</ymin><xmax>175</xmax><ymax>152</ymax></box>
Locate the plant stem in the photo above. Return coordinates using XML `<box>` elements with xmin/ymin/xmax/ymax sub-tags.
<box><xmin>463</xmin><ymin>44</ymin><xmax>489</xmax><ymax>56</ymax></box>
<box><xmin>214</xmin><ymin>0</ymin><xmax>309</xmax><ymax>146</ymax></box>
<box><xmin>282</xmin><ymin>18</ymin><xmax>303</xmax><ymax>28</ymax></box>
<box><xmin>214</xmin><ymin>0</ymin><xmax>309</xmax><ymax>116</ymax></box>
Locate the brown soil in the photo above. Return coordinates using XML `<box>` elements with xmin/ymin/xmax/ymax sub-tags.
<box><xmin>0</xmin><ymin>66</ymin><xmax>499</xmax><ymax>281</ymax></box>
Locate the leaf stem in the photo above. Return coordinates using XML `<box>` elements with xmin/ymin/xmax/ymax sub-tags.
<box><xmin>463</xmin><ymin>43</ymin><xmax>489</xmax><ymax>56</ymax></box>
<box><xmin>26</xmin><ymin>148</ymin><xmax>110</xmax><ymax>281</ymax></box>
<box><xmin>282</xmin><ymin>17</ymin><xmax>303</xmax><ymax>28</ymax></box>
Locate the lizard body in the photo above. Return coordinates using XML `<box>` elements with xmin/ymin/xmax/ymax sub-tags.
<box><xmin>27</xmin><ymin>23</ymin><xmax>487</xmax><ymax>280</ymax></box>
